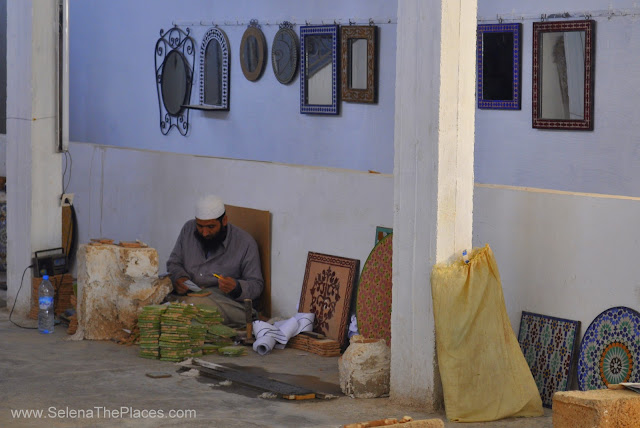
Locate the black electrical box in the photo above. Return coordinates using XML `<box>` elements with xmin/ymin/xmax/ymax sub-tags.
<box><xmin>33</xmin><ymin>248</ymin><xmax>68</xmax><ymax>277</ymax></box>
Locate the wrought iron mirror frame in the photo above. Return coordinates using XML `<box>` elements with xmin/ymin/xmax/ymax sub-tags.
<box><xmin>240</xmin><ymin>19</ymin><xmax>267</xmax><ymax>82</ymax></box>
<box><xmin>299</xmin><ymin>24</ymin><xmax>339</xmax><ymax>115</ymax></box>
<box><xmin>271</xmin><ymin>21</ymin><xmax>299</xmax><ymax>84</ymax></box>
<box><xmin>532</xmin><ymin>19</ymin><xmax>595</xmax><ymax>130</ymax></box>
<box><xmin>341</xmin><ymin>25</ymin><xmax>377</xmax><ymax>104</ymax></box>
<box><xmin>477</xmin><ymin>23</ymin><xmax>522</xmax><ymax>110</ymax></box>
<box><xmin>155</xmin><ymin>26</ymin><xmax>195</xmax><ymax>136</ymax></box>
<box><xmin>192</xmin><ymin>27</ymin><xmax>230</xmax><ymax>111</ymax></box>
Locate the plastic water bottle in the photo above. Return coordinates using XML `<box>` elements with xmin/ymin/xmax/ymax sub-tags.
<box><xmin>462</xmin><ymin>249</ymin><xmax>470</xmax><ymax>264</ymax></box>
<box><xmin>38</xmin><ymin>275</ymin><xmax>55</xmax><ymax>334</ymax></box>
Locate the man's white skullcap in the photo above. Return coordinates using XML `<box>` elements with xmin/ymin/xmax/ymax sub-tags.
<box><xmin>195</xmin><ymin>195</ymin><xmax>225</xmax><ymax>220</ymax></box>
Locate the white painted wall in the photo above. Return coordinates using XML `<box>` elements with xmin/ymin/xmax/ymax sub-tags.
<box><xmin>6</xmin><ymin>1</ymin><xmax>62</xmax><ymax>314</ymax></box>
<box><xmin>474</xmin><ymin>184</ymin><xmax>640</xmax><ymax>339</ymax></box>
<box><xmin>391</xmin><ymin>0</ymin><xmax>476</xmax><ymax>409</ymax></box>
<box><xmin>474</xmin><ymin>2</ymin><xmax>640</xmax><ymax>341</ymax></box>
<box><xmin>67</xmin><ymin>141</ymin><xmax>393</xmax><ymax>317</ymax></box>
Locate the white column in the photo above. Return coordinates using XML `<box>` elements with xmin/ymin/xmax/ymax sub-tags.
<box><xmin>391</xmin><ymin>0</ymin><xmax>476</xmax><ymax>409</ymax></box>
<box><xmin>7</xmin><ymin>0</ymin><xmax>62</xmax><ymax>315</ymax></box>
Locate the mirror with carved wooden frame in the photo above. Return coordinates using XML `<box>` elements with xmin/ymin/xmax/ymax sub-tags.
<box><xmin>341</xmin><ymin>25</ymin><xmax>377</xmax><ymax>103</ymax></box>
<box><xmin>240</xmin><ymin>20</ymin><xmax>267</xmax><ymax>82</ymax></box>
<box><xmin>300</xmin><ymin>25</ymin><xmax>339</xmax><ymax>115</ymax></box>
<box><xmin>477</xmin><ymin>23</ymin><xmax>521</xmax><ymax>110</ymax></box>
<box><xmin>532</xmin><ymin>20</ymin><xmax>595</xmax><ymax>130</ymax></box>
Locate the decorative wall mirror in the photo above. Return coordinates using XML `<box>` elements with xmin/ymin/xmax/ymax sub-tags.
<box><xmin>154</xmin><ymin>27</ymin><xmax>195</xmax><ymax>135</ymax></box>
<box><xmin>341</xmin><ymin>25</ymin><xmax>377</xmax><ymax>103</ymax></box>
<box><xmin>184</xmin><ymin>27</ymin><xmax>230</xmax><ymax>111</ymax></box>
<box><xmin>300</xmin><ymin>25</ymin><xmax>339</xmax><ymax>115</ymax></box>
<box><xmin>271</xmin><ymin>21</ymin><xmax>298</xmax><ymax>84</ymax></box>
<box><xmin>240</xmin><ymin>20</ymin><xmax>267</xmax><ymax>81</ymax></box>
<box><xmin>532</xmin><ymin>20</ymin><xmax>595</xmax><ymax>130</ymax></box>
<box><xmin>477</xmin><ymin>23</ymin><xmax>521</xmax><ymax>110</ymax></box>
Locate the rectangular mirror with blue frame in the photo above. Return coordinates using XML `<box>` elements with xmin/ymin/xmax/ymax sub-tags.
<box><xmin>477</xmin><ymin>23</ymin><xmax>521</xmax><ymax>110</ymax></box>
<box><xmin>300</xmin><ymin>25</ymin><xmax>339</xmax><ymax>115</ymax></box>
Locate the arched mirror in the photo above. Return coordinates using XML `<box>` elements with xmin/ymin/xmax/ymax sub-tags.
<box><xmin>155</xmin><ymin>27</ymin><xmax>195</xmax><ymax>135</ymax></box>
<box><xmin>300</xmin><ymin>25</ymin><xmax>339</xmax><ymax>115</ymax></box>
<box><xmin>184</xmin><ymin>27</ymin><xmax>230</xmax><ymax>111</ymax></box>
<box><xmin>240</xmin><ymin>20</ymin><xmax>267</xmax><ymax>81</ymax></box>
<box><xmin>532</xmin><ymin>20</ymin><xmax>595</xmax><ymax>130</ymax></box>
<box><xmin>271</xmin><ymin>21</ymin><xmax>298</xmax><ymax>84</ymax></box>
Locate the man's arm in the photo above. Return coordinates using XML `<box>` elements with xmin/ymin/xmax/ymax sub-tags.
<box><xmin>228</xmin><ymin>239</ymin><xmax>264</xmax><ymax>301</ymax></box>
<box><xmin>166</xmin><ymin>222</ymin><xmax>191</xmax><ymax>294</ymax></box>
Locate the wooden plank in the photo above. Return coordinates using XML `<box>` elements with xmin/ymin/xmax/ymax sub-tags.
<box><xmin>225</xmin><ymin>205</ymin><xmax>271</xmax><ymax>317</ymax></box>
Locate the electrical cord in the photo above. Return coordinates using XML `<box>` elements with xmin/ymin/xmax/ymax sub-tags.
<box><xmin>62</xmin><ymin>150</ymin><xmax>72</xmax><ymax>195</ymax></box>
<box><xmin>9</xmin><ymin>264</ymin><xmax>37</xmax><ymax>329</ymax></box>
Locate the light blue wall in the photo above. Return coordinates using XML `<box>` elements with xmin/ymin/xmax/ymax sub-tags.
<box><xmin>69</xmin><ymin>0</ymin><xmax>397</xmax><ymax>173</ymax></box>
<box><xmin>476</xmin><ymin>0</ymin><xmax>640</xmax><ymax>197</ymax></box>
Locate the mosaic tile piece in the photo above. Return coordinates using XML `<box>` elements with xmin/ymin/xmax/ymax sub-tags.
<box><xmin>578</xmin><ymin>306</ymin><xmax>640</xmax><ymax>391</ymax></box>
<box><xmin>518</xmin><ymin>311</ymin><xmax>580</xmax><ymax>408</ymax></box>
<box><xmin>374</xmin><ymin>226</ymin><xmax>392</xmax><ymax>246</ymax></box>
<box><xmin>357</xmin><ymin>233</ymin><xmax>392</xmax><ymax>346</ymax></box>
<box><xmin>298</xmin><ymin>252</ymin><xmax>359</xmax><ymax>349</ymax></box>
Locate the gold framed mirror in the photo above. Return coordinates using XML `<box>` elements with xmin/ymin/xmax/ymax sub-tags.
<box><xmin>341</xmin><ymin>25</ymin><xmax>377</xmax><ymax>103</ymax></box>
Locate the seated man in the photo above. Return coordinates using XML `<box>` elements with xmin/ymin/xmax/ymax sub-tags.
<box><xmin>166</xmin><ymin>195</ymin><xmax>263</xmax><ymax>328</ymax></box>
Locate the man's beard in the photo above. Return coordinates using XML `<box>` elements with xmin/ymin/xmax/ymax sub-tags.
<box><xmin>195</xmin><ymin>225</ymin><xmax>227</xmax><ymax>254</ymax></box>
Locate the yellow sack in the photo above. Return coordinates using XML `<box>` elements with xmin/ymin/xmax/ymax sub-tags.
<box><xmin>431</xmin><ymin>244</ymin><xmax>543</xmax><ymax>422</ymax></box>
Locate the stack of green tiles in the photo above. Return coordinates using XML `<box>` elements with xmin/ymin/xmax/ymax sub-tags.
<box><xmin>137</xmin><ymin>305</ymin><xmax>166</xmax><ymax>359</ymax></box>
<box><xmin>218</xmin><ymin>345</ymin><xmax>247</xmax><ymax>357</ymax></box>
<box><xmin>201</xmin><ymin>343</ymin><xmax>223</xmax><ymax>355</ymax></box>
<box><xmin>195</xmin><ymin>305</ymin><xmax>224</xmax><ymax>326</ymax></box>
<box><xmin>205</xmin><ymin>323</ymin><xmax>237</xmax><ymax>349</ymax></box>
<box><xmin>189</xmin><ymin>321</ymin><xmax>208</xmax><ymax>357</ymax></box>
<box><xmin>159</xmin><ymin>303</ymin><xmax>197</xmax><ymax>362</ymax></box>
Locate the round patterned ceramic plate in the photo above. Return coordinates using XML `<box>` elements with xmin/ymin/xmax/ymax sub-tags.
<box><xmin>356</xmin><ymin>233</ymin><xmax>392</xmax><ymax>346</ymax></box>
<box><xmin>578</xmin><ymin>306</ymin><xmax>640</xmax><ymax>390</ymax></box>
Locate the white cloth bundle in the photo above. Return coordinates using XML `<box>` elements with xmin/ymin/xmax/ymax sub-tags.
<box><xmin>252</xmin><ymin>313</ymin><xmax>315</xmax><ymax>355</ymax></box>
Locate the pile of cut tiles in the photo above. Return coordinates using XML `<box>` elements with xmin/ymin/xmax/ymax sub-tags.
<box><xmin>204</xmin><ymin>324</ymin><xmax>237</xmax><ymax>353</ymax></box>
<box><xmin>194</xmin><ymin>305</ymin><xmax>224</xmax><ymax>326</ymax></box>
<box><xmin>189</xmin><ymin>322</ymin><xmax>208</xmax><ymax>357</ymax></box>
<box><xmin>137</xmin><ymin>303</ymin><xmax>243</xmax><ymax>361</ymax></box>
<box><xmin>138</xmin><ymin>305</ymin><xmax>166</xmax><ymax>359</ymax></box>
<box><xmin>218</xmin><ymin>345</ymin><xmax>247</xmax><ymax>357</ymax></box>
<box><xmin>159</xmin><ymin>303</ymin><xmax>197</xmax><ymax>362</ymax></box>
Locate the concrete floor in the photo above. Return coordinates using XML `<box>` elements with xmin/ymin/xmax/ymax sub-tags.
<box><xmin>0</xmin><ymin>308</ymin><xmax>552</xmax><ymax>428</ymax></box>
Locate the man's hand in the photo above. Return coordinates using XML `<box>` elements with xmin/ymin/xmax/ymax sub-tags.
<box><xmin>174</xmin><ymin>277</ymin><xmax>189</xmax><ymax>295</ymax></box>
<box><xmin>217</xmin><ymin>275</ymin><xmax>238</xmax><ymax>294</ymax></box>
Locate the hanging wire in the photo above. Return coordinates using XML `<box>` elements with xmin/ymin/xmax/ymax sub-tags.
<box><xmin>172</xmin><ymin>17</ymin><xmax>397</xmax><ymax>27</ymax></box>
<box><xmin>479</xmin><ymin>8</ymin><xmax>639</xmax><ymax>22</ymax></box>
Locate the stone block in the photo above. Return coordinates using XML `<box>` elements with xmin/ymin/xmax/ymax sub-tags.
<box><xmin>76</xmin><ymin>243</ymin><xmax>172</xmax><ymax>340</ymax></box>
<box><xmin>339</xmin><ymin>336</ymin><xmax>390</xmax><ymax>398</ymax></box>
<box><xmin>553</xmin><ymin>389</ymin><xmax>640</xmax><ymax>428</ymax></box>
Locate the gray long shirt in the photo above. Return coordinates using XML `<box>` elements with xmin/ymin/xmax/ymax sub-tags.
<box><xmin>166</xmin><ymin>220</ymin><xmax>264</xmax><ymax>301</ymax></box>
